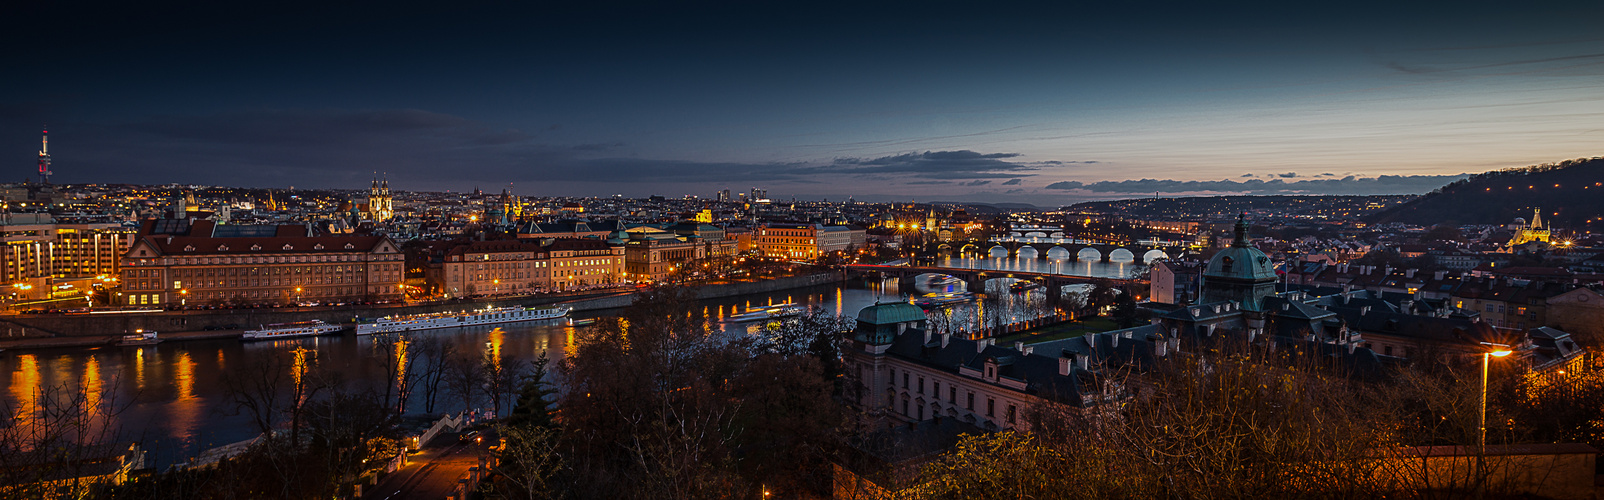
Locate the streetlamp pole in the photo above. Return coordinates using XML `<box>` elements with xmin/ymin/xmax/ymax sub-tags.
<box><xmin>1476</xmin><ymin>343</ymin><xmax>1512</xmax><ymax>500</ymax></box>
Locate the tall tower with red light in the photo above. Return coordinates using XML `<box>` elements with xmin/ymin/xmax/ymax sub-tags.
<box><xmin>37</xmin><ymin>127</ymin><xmax>52</xmax><ymax>184</ymax></box>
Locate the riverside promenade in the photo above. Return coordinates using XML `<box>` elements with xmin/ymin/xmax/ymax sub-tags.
<box><xmin>0</xmin><ymin>270</ymin><xmax>847</xmax><ymax>351</ymax></box>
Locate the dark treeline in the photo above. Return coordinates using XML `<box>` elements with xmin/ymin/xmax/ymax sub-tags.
<box><xmin>1368</xmin><ymin>156</ymin><xmax>1604</xmax><ymax>227</ymax></box>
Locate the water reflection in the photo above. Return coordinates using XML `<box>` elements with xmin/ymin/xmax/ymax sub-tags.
<box><xmin>9</xmin><ymin>354</ymin><xmax>39</xmax><ymax>428</ymax></box>
<box><xmin>170</xmin><ymin>351</ymin><xmax>201</xmax><ymax>443</ymax></box>
<box><xmin>0</xmin><ymin>282</ymin><xmax>953</xmax><ymax>465</ymax></box>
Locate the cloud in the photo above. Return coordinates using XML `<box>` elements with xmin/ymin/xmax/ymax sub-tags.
<box><xmin>828</xmin><ymin>150</ymin><xmax>1043</xmax><ymax>179</ymax></box>
<box><xmin>1043</xmin><ymin>174</ymin><xmax>1470</xmax><ymax>195</ymax></box>
<box><xmin>1278</xmin><ymin>172</ymin><xmax>1298</xmax><ymax>178</ymax></box>
<box><xmin>962</xmin><ymin>180</ymin><xmax>992</xmax><ymax>186</ymax></box>
<box><xmin>1005</xmin><ymin>188</ymin><xmax>1025</xmax><ymax>194</ymax></box>
<box><xmin>1240</xmin><ymin>173</ymin><xmax>1255</xmax><ymax>177</ymax></box>
<box><xmin>1002</xmin><ymin>178</ymin><xmax>1023</xmax><ymax>185</ymax></box>
<box><xmin>904</xmin><ymin>180</ymin><xmax>951</xmax><ymax>185</ymax></box>
<box><xmin>1319</xmin><ymin>172</ymin><xmax>1336</xmax><ymax>176</ymax></box>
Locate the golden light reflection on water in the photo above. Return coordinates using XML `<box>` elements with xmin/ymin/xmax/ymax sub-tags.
<box><xmin>170</xmin><ymin>351</ymin><xmax>201</xmax><ymax>441</ymax></box>
<box><xmin>395</xmin><ymin>337</ymin><xmax>410</xmax><ymax>390</ymax></box>
<box><xmin>134</xmin><ymin>348</ymin><xmax>147</xmax><ymax>390</ymax></box>
<box><xmin>291</xmin><ymin>346</ymin><xmax>309</xmax><ymax>387</ymax></box>
<box><xmin>9</xmin><ymin>354</ymin><xmax>39</xmax><ymax>427</ymax></box>
<box><xmin>83</xmin><ymin>355</ymin><xmax>103</xmax><ymax>417</ymax></box>
<box><xmin>488</xmin><ymin>328</ymin><xmax>504</xmax><ymax>370</ymax></box>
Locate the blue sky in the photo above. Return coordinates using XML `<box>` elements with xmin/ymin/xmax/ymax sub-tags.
<box><xmin>2</xmin><ymin>1</ymin><xmax>1601</xmax><ymax>205</ymax></box>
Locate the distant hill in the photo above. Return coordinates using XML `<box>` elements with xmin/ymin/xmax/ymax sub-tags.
<box><xmin>1365</xmin><ymin>157</ymin><xmax>1604</xmax><ymax>227</ymax></box>
<box><xmin>1066</xmin><ymin>195</ymin><xmax>1413</xmax><ymax>219</ymax></box>
<box><xmin>929</xmin><ymin>202</ymin><xmax>1043</xmax><ymax>213</ymax></box>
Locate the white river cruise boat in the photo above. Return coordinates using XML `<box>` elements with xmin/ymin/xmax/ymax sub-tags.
<box><xmin>727</xmin><ymin>303</ymin><xmax>808</xmax><ymax>323</ymax></box>
<box><xmin>356</xmin><ymin>305</ymin><xmax>572</xmax><ymax>335</ymax></box>
<box><xmin>241</xmin><ymin>320</ymin><xmax>346</xmax><ymax>340</ymax></box>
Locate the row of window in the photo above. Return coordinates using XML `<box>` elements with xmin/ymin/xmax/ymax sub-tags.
<box><xmin>889</xmin><ymin>366</ymin><xmax>1017</xmax><ymax>425</ymax></box>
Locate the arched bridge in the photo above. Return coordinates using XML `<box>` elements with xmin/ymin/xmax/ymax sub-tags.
<box><xmin>847</xmin><ymin>264</ymin><xmax>1140</xmax><ymax>306</ymax></box>
<box><xmin>933</xmin><ymin>239</ymin><xmax>1189</xmax><ymax>263</ymax></box>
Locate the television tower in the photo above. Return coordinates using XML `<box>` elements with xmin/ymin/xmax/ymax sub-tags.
<box><xmin>37</xmin><ymin>127</ymin><xmax>52</xmax><ymax>184</ymax></box>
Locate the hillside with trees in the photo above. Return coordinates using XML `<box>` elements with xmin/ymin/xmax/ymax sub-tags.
<box><xmin>1366</xmin><ymin>157</ymin><xmax>1604</xmax><ymax>228</ymax></box>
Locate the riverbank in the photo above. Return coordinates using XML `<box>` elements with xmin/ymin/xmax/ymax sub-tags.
<box><xmin>0</xmin><ymin>270</ymin><xmax>847</xmax><ymax>351</ymax></box>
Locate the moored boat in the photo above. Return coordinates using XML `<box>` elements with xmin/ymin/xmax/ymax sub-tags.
<box><xmin>117</xmin><ymin>330</ymin><xmax>160</xmax><ymax>346</ymax></box>
<box><xmin>242</xmin><ymin>320</ymin><xmax>346</xmax><ymax>340</ymax></box>
<box><xmin>356</xmin><ymin>305</ymin><xmax>572</xmax><ymax>335</ymax></box>
<box><xmin>728</xmin><ymin>303</ymin><xmax>808</xmax><ymax>322</ymax></box>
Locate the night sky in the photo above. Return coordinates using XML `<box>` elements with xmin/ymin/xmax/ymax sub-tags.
<box><xmin>3</xmin><ymin>1</ymin><xmax>1601</xmax><ymax>205</ymax></box>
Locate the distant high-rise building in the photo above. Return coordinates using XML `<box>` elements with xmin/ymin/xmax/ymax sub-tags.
<box><xmin>717</xmin><ymin>189</ymin><xmax>730</xmax><ymax>202</ymax></box>
<box><xmin>37</xmin><ymin>127</ymin><xmax>52</xmax><ymax>184</ymax></box>
<box><xmin>750</xmin><ymin>187</ymin><xmax>768</xmax><ymax>203</ymax></box>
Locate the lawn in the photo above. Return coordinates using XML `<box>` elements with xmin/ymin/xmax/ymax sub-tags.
<box><xmin>993</xmin><ymin>316</ymin><xmax>1122</xmax><ymax>345</ymax></box>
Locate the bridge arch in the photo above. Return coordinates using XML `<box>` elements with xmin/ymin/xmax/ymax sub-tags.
<box><xmin>1143</xmin><ymin>249</ymin><xmax>1170</xmax><ymax>263</ymax></box>
<box><xmin>959</xmin><ymin>243</ymin><xmax>980</xmax><ymax>257</ymax></box>
<box><xmin>1017</xmin><ymin>246</ymin><xmax>1039</xmax><ymax>260</ymax></box>
<box><xmin>1046</xmin><ymin>246</ymin><xmax>1072</xmax><ymax>261</ymax></box>
<box><xmin>988</xmin><ymin>246</ymin><xmax>1009</xmax><ymax>259</ymax></box>
<box><xmin>1076</xmin><ymin>247</ymin><xmax>1102</xmax><ymax>262</ymax></box>
<box><xmin>1024</xmin><ymin>231</ymin><xmax>1047</xmax><ymax>239</ymax></box>
<box><xmin>1108</xmin><ymin>248</ymin><xmax>1136</xmax><ymax>263</ymax></box>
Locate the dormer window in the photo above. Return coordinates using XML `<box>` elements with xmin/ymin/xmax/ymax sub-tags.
<box><xmin>345</xmin><ymin>243</ymin><xmax>355</xmax><ymax>250</ymax></box>
<box><xmin>251</xmin><ymin>245</ymin><xmax>261</xmax><ymax>251</ymax></box>
<box><xmin>283</xmin><ymin>244</ymin><xmax>293</xmax><ymax>250</ymax></box>
<box><xmin>184</xmin><ymin>245</ymin><xmax>195</xmax><ymax>252</ymax></box>
<box><xmin>314</xmin><ymin>244</ymin><xmax>325</xmax><ymax>250</ymax></box>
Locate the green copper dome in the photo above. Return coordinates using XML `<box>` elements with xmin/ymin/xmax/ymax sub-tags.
<box><xmin>857</xmin><ymin>301</ymin><xmax>927</xmax><ymax>325</ymax></box>
<box><xmin>1205</xmin><ymin>214</ymin><xmax>1277</xmax><ymax>282</ymax></box>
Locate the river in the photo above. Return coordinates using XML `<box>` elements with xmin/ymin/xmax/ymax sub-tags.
<box><xmin>0</xmin><ymin>258</ymin><xmax>1118</xmax><ymax>466</ymax></box>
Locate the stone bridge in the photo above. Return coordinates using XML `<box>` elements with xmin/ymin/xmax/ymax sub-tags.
<box><xmin>932</xmin><ymin>239</ymin><xmax>1189</xmax><ymax>262</ymax></box>
<box><xmin>847</xmin><ymin>264</ymin><xmax>1139</xmax><ymax>307</ymax></box>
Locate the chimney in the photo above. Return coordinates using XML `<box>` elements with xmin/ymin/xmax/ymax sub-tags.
<box><xmin>1406</xmin><ymin>268</ymin><xmax>1416</xmax><ymax>278</ymax></box>
<box><xmin>1058</xmin><ymin>353</ymin><xmax>1072</xmax><ymax>376</ymax></box>
<box><xmin>976</xmin><ymin>338</ymin><xmax>990</xmax><ymax>353</ymax></box>
<box><xmin>939</xmin><ymin>332</ymin><xmax>951</xmax><ymax>348</ymax></box>
<box><xmin>1435</xmin><ymin>270</ymin><xmax>1446</xmax><ymax>281</ymax></box>
<box><xmin>1013</xmin><ymin>341</ymin><xmax>1025</xmax><ymax>352</ymax></box>
<box><xmin>1111</xmin><ymin>332</ymin><xmax>1119</xmax><ymax>348</ymax></box>
<box><xmin>1022</xmin><ymin>345</ymin><xmax>1034</xmax><ymax>356</ymax></box>
<box><xmin>1383</xmin><ymin>265</ymin><xmax>1394</xmax><ymax>276</ymax></box>
<box><xmin>923</xmin><ymin>329</ymin><xmax>932</xmax><ymax>344</ymax></box>
<box><xmin>1077</xmin><ymin>352</ymin><xmax>1089</xmax><ymax>370</ymax></box>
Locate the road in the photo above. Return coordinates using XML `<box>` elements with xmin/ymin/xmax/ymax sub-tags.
<box><xmin>368</xmin><ymin>434</ymin><xmax>494</xmax><ymax>500</ymax></box>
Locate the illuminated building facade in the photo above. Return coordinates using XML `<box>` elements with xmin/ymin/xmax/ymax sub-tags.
<box><xmin>119</xmin><ymin>219</ymin><xmax>403</xmax><ymax>306</ymax></box>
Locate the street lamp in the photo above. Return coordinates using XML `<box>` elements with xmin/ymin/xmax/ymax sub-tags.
<box><xmin>295</xmin><ymin>287</ymin><xmax>303</xmax><ymax>305</ymax></box>
<box><xmin>1477</xmin><ymin>342</ymin><xmax>1513</xmax><ymax>499</ymax></box>
<box><xmin>180</xmin><ymin>288</ymin><xmax>188</xmax><ymax>307</ymax></box>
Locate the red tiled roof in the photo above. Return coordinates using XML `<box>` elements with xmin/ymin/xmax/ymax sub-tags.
<box><xmin>137</xmin><ymin>235</ymin><xmax>393</xmax><ymax>256</ymax></box>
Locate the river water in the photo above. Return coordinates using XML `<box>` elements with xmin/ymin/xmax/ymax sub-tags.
<box><xmin>0</xmin><ymin>257</ymin><xmax>1128</xmax><ymax>466</ymax></box>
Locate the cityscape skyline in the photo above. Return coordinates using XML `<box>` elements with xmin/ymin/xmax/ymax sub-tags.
<box><xmin>2</xmin><ymin>2</ymin><xmax>1601</xmax><ymax>204</ymax></box>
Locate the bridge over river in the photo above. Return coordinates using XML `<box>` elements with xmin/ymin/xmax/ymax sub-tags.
<box><xmin>846</xmin><ymin>264</ymin><xmax>1140</xmax><ymax>306</ymax></box>
<box><xmin>934</xmin><ymin>239</ymin><xmax>1190</xmax><ymax>263</ymax></box>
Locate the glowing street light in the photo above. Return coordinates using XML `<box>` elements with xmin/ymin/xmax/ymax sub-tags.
<box><xmin>1476</xmin><ymin>342</ymin><xmax>1513</xmax><ymax>499</ymax></box>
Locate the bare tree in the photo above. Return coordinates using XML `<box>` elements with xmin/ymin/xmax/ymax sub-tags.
<box><xmin>414</xmin><ymin>336</ymin><xmax>455</xmax><ymax>414</ymax></box>
<box><xmin>369</xmin><ymin>332</ymin><xmax>419</xmax><ymax>414</ymax></box>
<box><xmin>445</xmin><ymin>348</ymin><xmax>486</xmax><ymax>414</ymax></box>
